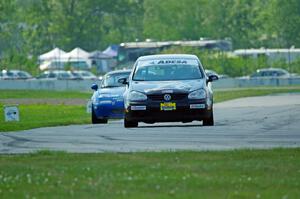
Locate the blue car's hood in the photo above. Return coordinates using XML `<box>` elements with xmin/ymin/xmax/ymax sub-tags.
<box><xmin>92</xmin><ymin>87</ymin><xmax>126</xmax><ymax>101</ymax></box>
<box><xmin>97</xmin><ymin>86</ymin><xmax>126</xmax><ymax>96</ymax></box>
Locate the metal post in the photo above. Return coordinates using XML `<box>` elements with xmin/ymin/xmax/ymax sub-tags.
<box><xmin>288</xmin><ymin>47</ymin><xmax>291</xmax><ymax>73</ymax></box>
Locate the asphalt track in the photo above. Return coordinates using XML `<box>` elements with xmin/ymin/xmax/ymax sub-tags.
<box><xmin>1</xmin><ymin>94</ymin><xmax>300</xmax><ymax>154</ymax></box>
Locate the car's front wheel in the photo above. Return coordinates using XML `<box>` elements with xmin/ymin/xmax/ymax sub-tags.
<box><xmin>92</xmin><ymin>107</ymin><xmax>108</xmax><ymax>124</ymax></box>
<box><xmin>124</xmin><ymin>118</ymin><xmax>138</xmax><ymax>128</ymax></box>
<box><xmin>203</xmin><ymin>110</ymin><xmax>214</xmax><ymax>126</ymax></box>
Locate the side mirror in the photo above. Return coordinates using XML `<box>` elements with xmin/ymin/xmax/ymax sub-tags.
<box><xmin>91</xmin><ymin>83</ymin><xmax>98</xmax><ymax>91</ymax></box>
<box><xmin>207</xmin><ymin>74</ymin><xmax>219</xmax><ymax>82</ymax></box>
<box><xmin>118</xmin><ymin>77</ymin><xmax>128</xmax><ymax>85</ymax></box>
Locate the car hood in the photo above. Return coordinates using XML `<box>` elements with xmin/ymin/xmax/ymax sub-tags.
<box><xmin>130</xmin><ymin>79</ymin><xmax>205</xmax><ymax>94</ymax></box>
<box><xmin>97</xmin><ymin>86</ymin><xmax>126</xmax><ymax>96</ymax></box>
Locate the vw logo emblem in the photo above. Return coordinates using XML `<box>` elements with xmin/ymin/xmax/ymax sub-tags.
<box><xmin>164</xmin><ymin>94</ymin><xmax>172</xmax><ymax>101</ymax></box>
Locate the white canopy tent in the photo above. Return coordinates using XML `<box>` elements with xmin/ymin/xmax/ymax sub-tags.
<box><xmin>39</xmin><ymin>47</ymin><xmax>92</xmax><ymax>70</ymax></box>
<box><xmin>61</xmin><ymin>47</ymin><xmax>90</xmax><ymax>61</ymax></box>
<box><xmin>61</xmin><ymin>47</ymin><xmax>92</xmax><ymax>69</ymax></box>
<box><xmin>39</xmin><ymin>48</ymin><xmax>66</xmax><ymax>62</ymax></box>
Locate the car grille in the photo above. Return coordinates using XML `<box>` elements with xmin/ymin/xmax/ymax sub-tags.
<box><xmin>147</xmin><ymin>93</ymin><xmax>187</xmax><ymax>101</ymax></box>
<box><xmin>111</xmin><ymin>109</ymin><xmax>124</xmax><ymax>114</ymax></box>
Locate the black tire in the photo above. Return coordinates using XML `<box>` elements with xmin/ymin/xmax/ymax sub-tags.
<box><xmin>92</xmin><ymin>107</ymin><xmax>108</xmax><ymax>124</ymax></box>
<box><xmin>124</xmin><ymin>118</ymin><xmax>138</xmax><ymax>128</ymax></box>
<box><xmin>203</xmin><ymin>110</ymin><xmax>214</xmax><ymax>126</ymax></box>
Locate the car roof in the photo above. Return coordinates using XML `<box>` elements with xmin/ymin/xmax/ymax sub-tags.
<box><xmin>137</xmin><ymin>54</ymin><xmax>199</xmax><ymax>61</ymax></box>
<box><xmin>3</xmin><ymin>70</ymin><xmax>26</xmax><ymax>73</ymax></box>
<box><xmin>6</xmin><ymin>70</ymin><xmax>21</xmax><ymax>73</ymax></box>
<box><xmin>43</xmin><ymin>70</ymin><xmax>68</xmax><ymax>73</ymax></box>
<box><xmin>106</xmin><ymin>69</ymin><xmax>132</xmax><ymax>75</ymax></box>
<box><xmin>257</xmin><ymin>68</ymin><xmax>288</xmax><ymax>72</ymax></box>
<box><xmin>71</xmin><ymin>70</ymin><xmax>92</xmax><ymax>73</ymax></box>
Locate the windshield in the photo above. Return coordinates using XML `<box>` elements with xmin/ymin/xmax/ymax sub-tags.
<box><xmin>81</xmin><ymin>71</ymin><xmax>95</xmax><ymax>77</ymax></box>
<box><xmin>101</xmin><ymin>72</ymin><xmax>130</xmax><ymax>88</ymax></box>
<box><xmin>252</xmin><ymin>70</ymin><xmax>288</xmax><ymax>77</ymax></box>
<box><xmin>72</xmin><ymin>73</ymin><xmax>80</xmax><ymax>77</ymax></box>
<box><xmin>59</xmin><ymin>72</ymin><xmax>72</xmax><ymax>78</ymax></box>
<box><xmin>18</xmin><ymin>72</ymin><xmax>29</xmax><ymax>78</ymax></box>
<box><xmin>39</xmin><ymin>73</ymin><xmax>49</xmax><ymax>78</ymax></box>
<box><xmin>6</xmin><ymin>71</ymin><xmax>14</xmax><ymax>77</ymax></box>
<box><xmin>133</xmin><ymin>59</ymin><xmax>203</xmax><ymax>81</ymax></box>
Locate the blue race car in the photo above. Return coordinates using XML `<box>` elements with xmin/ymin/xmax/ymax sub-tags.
<box><xmin>91</xmin><ymin>70</ymin><xmax>131</xmax><ymax>124</ymax></box>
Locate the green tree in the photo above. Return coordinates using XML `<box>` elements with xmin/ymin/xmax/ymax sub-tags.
<box><xmin>143</xmin><ymin>0</ymin><xmax>210</xmax><ymax>40</ymax></box>
<box><xmin>0</xmin><ymin>1</ymin><xmax>20</xmax><ymax>56</ymax></box>
<box><xmin>271</xmin><ymin>0</ymin><xmax>300</xmax><ymax>47</ymax></box>
<box><xmin>2</xmin><ymin>0</ymin><xmax>300</xmax><ymax>68</ymax></box>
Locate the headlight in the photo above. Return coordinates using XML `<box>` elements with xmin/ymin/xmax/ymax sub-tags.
<box><xmin>188</xmin><ymin>89</ymin><xmax>206</xmax><ymax>99</ymax></box>
<box><xmin>93</xmin><ymin>93</ymin><xmax>111</xmax><ymax>105</ymax></box>
<box><xmin>129</xmin><ymin>91</ymin><xmax>147</xmax><ymax>101</ymax></box>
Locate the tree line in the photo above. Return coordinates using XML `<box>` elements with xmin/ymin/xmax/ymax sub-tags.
<box><xmin>0</xmin><ymin>0</ymin><xmax>299</xmax><ymax>74</ymax></box>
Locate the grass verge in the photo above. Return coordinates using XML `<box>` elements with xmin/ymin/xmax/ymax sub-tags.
<box><xmin>214</xmin><ymin>86</ymin><xmax>300</xmax><ymax>103</ymax></box>
<box><xmin>0</xmin><ymin>90</ymin><xmax>90</xmax><ymax>99</ymax></box>
<box><xmin>0</xmin><ymin>86</ymin><xmax>300</xmax><ymax>132</ymax></box>
<box><xmin>0</xmin><ymin>104</ymin><xmax>89</xmax><ymax>132</ymax></box>
<box><xmin>0</xmin><ymin>148</ymin><xmax>299</xmax><ymax>198</ymax></box>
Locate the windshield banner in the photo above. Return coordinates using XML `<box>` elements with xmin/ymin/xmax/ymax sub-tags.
<box><xmin>139</xmin><ymin>59</ymin><xmax>198</xmax><ymax>67</ymax></box>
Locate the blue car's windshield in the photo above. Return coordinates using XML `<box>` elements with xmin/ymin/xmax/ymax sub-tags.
<box><xmin>133</xmin><ymin>60</ymin><xmax>203</xmax><ymax>81</ymax></box>
<box><xmin>101</xmin><ymin>72</ymin><xmax>130</xmax><ymax>88</ymax></box>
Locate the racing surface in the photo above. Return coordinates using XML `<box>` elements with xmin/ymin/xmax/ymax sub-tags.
<box><xmin>1</xmin><ymin>93</ymin><xmax>300</xmax><ymax>154</ymax></box>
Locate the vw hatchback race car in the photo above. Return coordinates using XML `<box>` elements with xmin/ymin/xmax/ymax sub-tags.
<box><xmin>119</xmin><ymin>54</ymin><xmax>218</xmax><ymax>128</ymax></box>
<box><xmin>91</xmin><ymin>70</ymin><xmax>131</xmax><ymax>124</ymax></box>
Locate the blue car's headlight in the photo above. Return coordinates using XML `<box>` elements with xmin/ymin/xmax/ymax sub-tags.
<box><xmin>93</xmin><ymin>97</ymin><xmax>100</xmax><ymax>105</ymax></box>
<box><xmin>188</xmin><ymin>89</ymin><xmax>206</xmax><ymax>100</ymax></box>
<box><xmin>93</xmin><ymin>93</ymin><xmax>111</xmax><ymax>105</ymax></box>
<box><xmin>93</xmin><ymin>93</ymin><xmax>124</xmax><ymax>105</ymax></box>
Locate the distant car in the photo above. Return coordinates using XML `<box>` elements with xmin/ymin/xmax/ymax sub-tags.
<box><xmin>68</xmin><ymin>70</ymin><xmax>98</xmax><ymax>80</ymax></box>
<box><xmin>37</xmin><ymin>70</ymin><xmax>77</xmax><ymax>80</ymax></box>
<box><xmin>90</xmin><ymin>70</ymin><xmax>131</xmax><ymax>124</ymax></box>
<box><xmin>0</xmin><ymin>70</ymin><xmax>32</xmax><ymax>80</ymax></box>
<box><xmin>120</xmin><ymin>54</ymin><xmax>218</xmax><ymax>128</ymax></box>
<box><xmin>250</xmin><ymin>68</ymin><xmax>291</xmax><ymax>78</ymax></box>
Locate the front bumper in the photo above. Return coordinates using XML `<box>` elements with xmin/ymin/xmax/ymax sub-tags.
<box><xmin>125</xmin><ymin>99</ymin><xmax>212</xmax><ymax>123</ymax></box>
<box><xmin>93</xmin><ymin>101</ymin><xmax>125</xmax><ymax>119</ymax></box>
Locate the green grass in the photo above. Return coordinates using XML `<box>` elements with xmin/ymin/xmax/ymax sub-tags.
<box><xmin>0</xmin><ymin>148</ymin><xmax>299</xmax><ymax>198</ymax></box>
<box><xmin>0</xmin><ymin>90</ymin><xmax>91</xmax><ymax>99</ymax></box>
<box><xmin>0</xmin><ymin>87</ymin><xmax>300</xmax><ymax>132</ymax></box>
<box><xmin>214</xmin><ymin>86</ymin><xmax>300</xmax><ymax>103</ymax></box>
<box><xmin>0</xmin><ymin>104</ymin><xmax>89</xmax><ymax>132</ymax></box>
